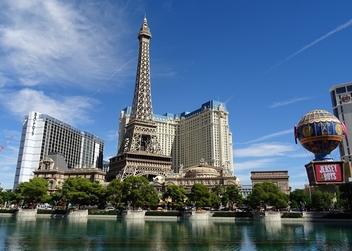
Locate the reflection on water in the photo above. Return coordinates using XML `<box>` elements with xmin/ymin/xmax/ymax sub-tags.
<box><xmin>0</xmin><ymin>217</ymin><xmax>351</xmax><ymax>250</ymax></box>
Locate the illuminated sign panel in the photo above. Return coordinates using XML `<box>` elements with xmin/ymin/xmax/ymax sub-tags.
<box><xmin>305</xmin><ymin>161</ymin><xmax>344</xmax><ymax>185</ymax></box>
<box><xmin>314</xmin><ymin>163</ymin><xmax>343</xmax><ymax>182</ymax></box>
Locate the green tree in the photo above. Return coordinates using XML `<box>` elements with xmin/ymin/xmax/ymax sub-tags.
<box><xmin>14</xmin><ymin>177</ymin><xmax>49</xmax><ymax>207</ymax></box>
<box><xmin>162</xmin><ymin>185</ymin><xmax>187</xmax><ymax>208</ymax></box>
<box><xmin>61</xmin><ymin>177</ymin><xmax>106</xmax><ymax>209</ymax></box>
<box><xmin>106</xmin><ymin>179</ymin><xmax>123</xmax><ymax>207</ymax></box>
<box><xmin>339</xmin><ymin>182</ymin><xmax>352</xmax><ymax>211</ymax></box>
<box><xmin>122</xmin><ymin>176</ymin><xmax>159</xmax><ymax>208</ymax></box>
<box><xmin>1</xmin><ymin>189</ymin><xmax>16</xmax><ymax>207</ymax></box>
<box><xmin>210</xmin><ymin>185</ymin><xmax>225</xmax><ymax>208</ymax></box>
<box><xmin>289</xmin><ymin>189</ymin><xmax>311</xmax><ymax>209</ymax></box>
<box><xmin>140</xmin><ymin>183</ymin><xmax>160</xmax><ymax>208</ymax></box>
<box><xmin>0</xmin><ymin>187</ymin><xmax>4</xmax><ymax>205</ymax></box>
<box><xmin>90</xmin><ymin>181</ymin><xmax>107</xmax><ymax>209</ymax></box>
<box><xmin>211</xmin><ymin>185</ymin><xmax>224</xmax><ymax>197</ymax></box>
<box><xmin>246</xmin><ymin>182</ymin><xmax>288</xmax><ymax>209</ymax></box>
<box><xmin>311</xmin><ymin>190</ymin><xmax>334</xmax><ymax>211</ymax></box>
<box><xmin>49</xmin><ymin>189</ymin><xmax>64</xmax><ymax>207</ymax></box>
<box><xmin>189</xmin><ymin>183</ymin><xmax>211</xmax><ymax>207</ymax></box>
<box><xmin>210</xmin><ymin>192</ymin><xmax>221</xmax><ymax>208</ymax></box>
<box><xmin>222</xmin><ymin>185</ymin><xmax>243</xmax><ymax>207</ymax></box>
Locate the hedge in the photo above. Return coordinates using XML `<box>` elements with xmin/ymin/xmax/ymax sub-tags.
<box><xmin>323</xmin><ymin>213</ymin><xmax>352</xmax><ymax>219</ymax></box>
<box><xmin>88</xmin><ymin>210</ymin><xmax>121</xmax><ymax>215</ymax></box>
<box><xmin>145</xmin><ymin>211</ymin><xmax>181</xmax><ymax>217</ymax></box>
<box><xmin>37</xmin><ymin>209</ymin><xmax>67</xmax><ymax>214</ymax></box>
<box><xmin>0</xmin><ymin>209</ymin><xmax>18</xmax><ymax>214</ymax></box>
<box><xmin>212</xmin><ymin>212</ymin><xmax>253</xmax><ymax>218</ymax></box>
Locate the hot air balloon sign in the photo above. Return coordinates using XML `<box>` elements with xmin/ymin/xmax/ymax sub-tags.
<box><xmin>294</xmin><ymin>110</ymin><xmax>347</xmax><ymax>185</ymax></box>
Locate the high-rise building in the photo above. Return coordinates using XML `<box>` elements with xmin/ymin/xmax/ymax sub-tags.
<box><xmin>13</xmin><ymin>111</ymin><xmax>104</xmax><ymax>188</ymax></box>
<box><xmin>118</xmin><ymin>100</ymin><xmax>234</xmax><ymax>174</ymax></box>
<box><xmin>330</xmin><ymin>82</ymin><xmax>352</xmax><ymax>162</ymax></box>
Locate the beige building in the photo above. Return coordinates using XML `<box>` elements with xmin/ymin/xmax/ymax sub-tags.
<box><xmin>118</xmin><ymin>101</ymin><xmax>234</xmax><ymax>176</ymax></box>
<box><xmin>33</xmin><ymin>153</ymin><xmax>106</xmax><ymax>194</ymax></box>
<box><xmin>151</xmin><ymin>159</ymin><xmax>240</xmax><ymax>194</ymax></box>
<box><xmin>250</xmin><ymin>171</ymin><xmax>290</xmax><ymax>194</ymax></box>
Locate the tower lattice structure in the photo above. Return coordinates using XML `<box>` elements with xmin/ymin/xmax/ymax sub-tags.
<box><xmin>108</xmin><ymin>17</ymin><xmax>172</xmax><ymax>181</ymax></box>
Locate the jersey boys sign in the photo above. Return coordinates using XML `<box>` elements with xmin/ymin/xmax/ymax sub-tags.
<box><xmin>315</xmin><ymin>163</ymin><xmax>342</xmax><ymax>182</ymax></box>
<box><xmin>305</xmin><ymin>161</ymin><xmax>344</xmax><ymax>185</ymax></box>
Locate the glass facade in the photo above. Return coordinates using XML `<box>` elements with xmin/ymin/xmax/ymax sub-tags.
<box><xmin>13</xmin><ymin>111</ymin><xmax>104</xmax><ymax>188</ymax></box>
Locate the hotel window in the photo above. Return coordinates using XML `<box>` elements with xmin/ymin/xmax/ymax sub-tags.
<box><xmin>336</xmin><ymin>87</ymin><xmax>346</xmax><ymax>94</ymax></box>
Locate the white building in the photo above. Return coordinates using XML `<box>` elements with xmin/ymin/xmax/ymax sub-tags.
<box><xmin>330</xmin><ymin>82</ymin><xmax>352</xmax><ymax>162</ymax></box>
<box><xmin>13</xmin><ymin>111</ymin><xmax>104</xmax><ymax>188</ymax></box>
<box><xmin>118</xmin><ymin>100</ymin><xmax>234</xmax><ymax>175</ymax></box>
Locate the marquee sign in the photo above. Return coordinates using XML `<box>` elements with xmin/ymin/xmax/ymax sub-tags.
<box><xmin>305</xmin><ymin>161</ymin><xmax>344</xmax><ymax>185</ymax></box>
<box><xmin>32</xmin><ymin>112</ymin><xmax>37</xmax><ymax>136</ymax></box>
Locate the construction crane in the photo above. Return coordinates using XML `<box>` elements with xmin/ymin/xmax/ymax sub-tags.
<box><xmin>0</xmin><ymin>136</ymin><xmax>13</xmax><ymax>153</ymax></box>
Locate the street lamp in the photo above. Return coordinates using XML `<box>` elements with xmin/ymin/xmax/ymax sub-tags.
<box><xmin>127</xmin><ymin>201</ymin><xmax>132</xmax><ymax>210</ymax></box>
<box><xmin>191</xmin><ymin>201</ymin><xmax>196</xmax><ymax>211</ymax></box>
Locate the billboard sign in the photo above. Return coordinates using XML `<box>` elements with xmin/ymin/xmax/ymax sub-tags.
<box><xmin>305</xmin><ymin>161</ymin><xmax>344</xmax><ymax>185</ymax></box>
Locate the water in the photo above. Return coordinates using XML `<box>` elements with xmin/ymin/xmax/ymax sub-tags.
<box><xmin>0</xmin><ymin>217</ymin><xmax>351</xmax><ymax>251</ymax></box>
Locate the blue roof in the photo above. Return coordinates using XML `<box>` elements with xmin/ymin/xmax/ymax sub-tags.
<box><xmin>180</xmin><ymin>101</ymin><xmax>227</xmax><ymax>118</ymax></box>
<box><xmin>123</xmin><ymin>100</ymin><xmax>227</xmax><ymax>120</ymax></box>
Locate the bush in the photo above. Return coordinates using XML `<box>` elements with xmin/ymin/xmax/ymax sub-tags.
<box><xmin>323</xmin><ymin>213</ymin><xmax>352</xmax><ymax>219</ymax></box>
<box><xmin>88</xmin><ymin>210</ymin><xmax>121</xmax><ymax>215</ymax></box>
<box><xmin>281</xmin><ymin>212</ymin><xmax>303</xmax><ymax>218</ymax></box>
<box><xmin>37</xmin><ymin>209</ymin><xmax>66</xmax><ymax>214</ymax></box>
<box><xmin>145</xmin><ymin>211</ymin><xmax>181</xmax><ymax>217</ymax></box>
<box><xmin>212</xmin><ymin>212</ymin><xmax>253</xmax><ymax>218</ymax></box>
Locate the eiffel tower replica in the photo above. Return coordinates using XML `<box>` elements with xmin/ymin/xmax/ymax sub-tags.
<box><xmin>108</xmin><ymin>17</ymin><xmax>172</xmax><ymax>181</ymax></box>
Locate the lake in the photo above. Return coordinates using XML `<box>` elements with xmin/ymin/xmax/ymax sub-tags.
<box><xmin>0</xmin><ymin>217</ymin><xmax>351</xmax><ymax>250</ymax></box>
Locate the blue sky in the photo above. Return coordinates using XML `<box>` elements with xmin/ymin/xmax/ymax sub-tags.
<box><xmin>0</xmin><ymin>0</ymin><xmax>351</xmax><ymax>190</ymax></box>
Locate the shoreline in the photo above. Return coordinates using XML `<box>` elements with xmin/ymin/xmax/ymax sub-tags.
<box><xmin>2</xmin><ymin>210</ymin><xmax>352</xmax><ymax>222</ymax></box>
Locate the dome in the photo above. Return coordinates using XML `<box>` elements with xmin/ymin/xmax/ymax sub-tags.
<box><xmin>183</xmin><ymin>165</ymin><xmax>220</xmax><ymax>178</ymax></box>
<box><xmin>294</xmin><ymin>110</ymin><xmax>347</xmax><ymax>160</ymax></box>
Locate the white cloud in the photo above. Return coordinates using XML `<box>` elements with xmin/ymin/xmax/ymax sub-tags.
<box><xmin>105</xmin><ymin>130</ymin><xmax>119</xmax><ymax>142</ymax></box>
<box><xmin>233</xmin><ymin>142</ymin><xmax>296</xmax><ymax>158</ymax></box>
<box><xmin>0</xmin><ymin>0</ymin><xmax>133</xmax><ymax>89</ymax></box>
<box><xmin>234</xmin><ymin>158</ymin><xmax>277</xmax><ymax>171</ymax></box>
<box><xmin>244</xmin><ymin>129</ymin><xmax>292</xmax><ymax>144</ymax></box>
<box><xmin>262</xmin><ymin>18</ymin><xmax>352</xmax><ymax>75</ymax></box>
<box><xmin>269</xmin><ymin>97</ymin><xmax>312</xmax><ymax>108</ymax></box>
<box><xmin>0</xmin><ymin>88</ymin><xmax>97</xmax><ymax>126</ymax></box>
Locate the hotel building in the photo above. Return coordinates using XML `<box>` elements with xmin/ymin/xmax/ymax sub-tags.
<box><xmin>118</xmin><ymin>100</ymin><xmax>234</xmax><ymax>175</ymax></box>
<box><xmin>330</xmin><ymin>82</ymin><xmax>352</xmax><ymax>162</ymax></box>
<box><xmin>13</xmin><ymin>111</ymin><xmax>104</xmax><ymax>188</ymax></box>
